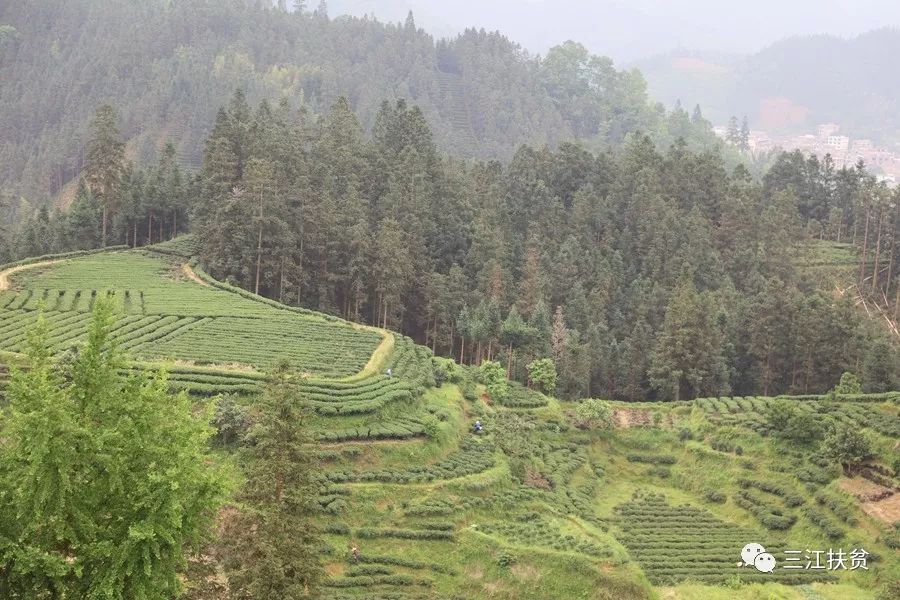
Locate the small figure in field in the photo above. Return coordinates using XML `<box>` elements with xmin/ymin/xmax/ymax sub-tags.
<box><xmin>386</xmin><ymin>368</ymin><xmax>393</xmax><ymax>378</ymax></box>
<box><xmin>473</xmin><ymin>420</ymin><xmax>483</xmax><ymax>434</ymax></box>
<box><xmin>350</xmin><ymin>545</ymin><xmax>360</xmax><ymax>563</ymax></box>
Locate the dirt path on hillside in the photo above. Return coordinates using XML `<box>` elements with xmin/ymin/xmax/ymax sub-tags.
<box><xmin>0</xmin><ymin>260</ymin><xmax>64</xmax><ymax>291</ymax></box>
<box><xmin>839</xmin><ymin>477</ymin><xmax>900</xmax><ymax>524</ymax></box>
<box><xmin>181</xmin><ymin>262</ymin><xmax>210</xmax><ymax>287</ymax></box>
<box><xmin>356</xmin><ymin>330</ymin><xmax>394</xmax><ymax>378</ymax></box>
<box><xmin>317</xmin><ymin>437</ymin><xmax>423</xmax><ymax>449</ymax></box>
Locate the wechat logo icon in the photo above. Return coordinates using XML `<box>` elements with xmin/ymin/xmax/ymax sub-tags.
<box><xmin>741</xmin><ymin>543</ymin><xmax>776</xmax><ymax>573</ymax></box>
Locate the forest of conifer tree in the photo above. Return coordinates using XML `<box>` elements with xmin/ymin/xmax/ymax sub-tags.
<box><xmin>1</xmin><ymin>1</ymin><xmax>897</xmax><ymax>401</ymax></box>
<box><xmin>8</xmin><ymin>91</ymin><xmax>894</xmax><ymax>401</ymax></box>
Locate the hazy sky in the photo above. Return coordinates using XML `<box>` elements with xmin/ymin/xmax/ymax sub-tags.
<box><xmin>329</xmin><ymin>0</ymin><xmax>900</xmax><ymax>63</ymax></box>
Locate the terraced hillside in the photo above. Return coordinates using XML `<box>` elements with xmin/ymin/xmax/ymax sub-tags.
<box><xmin>0</xmin><ymin>246</ymin><xmax>382</xmax><ymax>376</ymax></box>
<box><xmin>2</xmin><ymin>244</ymin><xmax>898</xmax><ymax>600</ymax></box>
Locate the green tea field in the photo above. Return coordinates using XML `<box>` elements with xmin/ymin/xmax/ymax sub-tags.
<box><xmin>1</xmin><ymin>242</ymin><xmax>898</xmax><ymax>600</ymax></box>
<box><xmin>0</xmin><ymin>245</ymin><xmax>383</xmax><ymax>377</ymax></box>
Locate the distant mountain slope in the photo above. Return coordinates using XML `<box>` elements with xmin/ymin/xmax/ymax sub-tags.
<box><xmin>0</xmin><ymin>0</ymin><xmax>668</xmax><ymax>202</ymax></box>
<box><xmin>637</xmin><ymin>28</ymin><xmax>900</xmax><ymax>143</ymax></box>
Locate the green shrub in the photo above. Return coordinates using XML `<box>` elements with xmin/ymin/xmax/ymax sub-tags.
<box><xmin>733</xmin><ymin>490</ymin><xmax>796</xmax><ymax>529</ymax></box>
<box><xmin>526</xmin><ymin>358</ymin><xmax>557</xmax><ymax>395</ymax></box>
<box><xmin>803</xmin><ymin>506</ymin><xmax>844</xmax><ymax>539</ymax></box>
<box><xmin>881</xmin><ymin>525</ymin><xmax>900</xmax><ymax>550</ymax></box>
<box><xmin>627</xmin><ymin>454</ymin><xmax>677</xmax><ymax>465</ymax></box>
<box><xmin>356</xmin><ymin>528</ymin><xmax>453</xmax><ymax>541</ymax></box>
<box><xmin>324</xmin><ymin>523</ymin><xmax>350</xmax><ymax>535</ymax></box>
<box><xmin>479</xmin><ymin>360</ymin><xmax>509</xmax><ymax>403</ymax></box>
<box><xmin>422</xmin><ymin>414</ymin><xmax>440</xmax><ymax>440</ymax></box>
<box><xmin>703</xmin><ymin>490</ymin><xmax>726</xmax><ymax>503</ymax></box>
<box><xmin>574</xmin><ymin>398</ymin><xmax>614</xmax><ymax>429</ymax></box>
<box><xmin>497</xmin><ymin>551</ymin><xmax>517</xmax><ymax>568</ymax></box>
<box><xmin>646</xmin><ymin>466</ymin><xmax>671</xmax><ymax>478</ymax></box>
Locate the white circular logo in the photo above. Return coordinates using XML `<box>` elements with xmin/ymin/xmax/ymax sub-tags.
<box><xmin>754</xmin><ymin>552</ymin><xmax>776</xmax><ymax>573</ymax></box>
<box><xmin>740</xmin><ymin>542</ymin><xmax>766</xmax><ymax>567</ymax></box>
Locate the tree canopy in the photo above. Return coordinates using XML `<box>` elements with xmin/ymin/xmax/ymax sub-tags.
<box><xmin>0</xmin><ymin>300</ymin><xmax>226</xmax><ymax>599</ymax></box>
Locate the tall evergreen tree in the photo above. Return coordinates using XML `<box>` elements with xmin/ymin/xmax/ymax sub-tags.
<box><xmin>649</xmin><ymin>281</ymin><xmax>730</xmax><ymax>400</ymax></box>
<box><xmin>85</xmin><ymin>104</ymin><xmax>125</xmax><ymax>247</ymax></box>
<box><xmin>221</xmin><ymin>361</ymin><xmax>323</xmax><ymax>599</ymax></box>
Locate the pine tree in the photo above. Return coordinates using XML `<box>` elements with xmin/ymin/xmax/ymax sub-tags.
<box><xmin>221</xmin><ymin>361</ymin><xmax>323</xmax><ymax>599</ymax></box>
<box><xmin>519</xmin><ymin>245</ymin><xmax>544</xmax><ymax>316</ymax></box>
<box><xmin>551</xmin><ymin>305</ymin><xmax>567</xmax><ymax>363</ymax></box>
<box><xmin>85</xmin><ymin>104</ymin><xmax>125</xmax><ymax>247</ymax></box>
<box><xmin>245</xmin><ymin>157</ymin><xmax>278</xmax><ymax>295</ymax></box>
<box><xmin>739</xmin><ymin>116</ymin><xmax>750</xmax><ymax>152</ymax></box>
<box><xmin>501</xmin><ymin>306</ymin><xmax>532</xmax><ymax>378</ymax></box>
<box><xmin>528</xmin><ymin>299</ymin><xmax>552</xmax><ymax>359</ymax></box>
<box><xmin>457</xmin><ymin>305</ymin><xmax>472</xmax><ymax>364</ymax></box>
<box><xmin>726</xmin><ymin>115</ymin><xmax>740</xmax><ymax>145</ymax></box>
<box><xmin>373</xmin><ymin>218</ymin><xmax>412</xmax><ymax>329</ymax></box>
<box><xmin>691</xmin><ymin>104</ymin><xmax>703</xmax><ymax>123</ymax></box>
<box><xmin>649</xmin><ymin>281</ymin><xmax>729</xmax><ymax>401</ymax></box>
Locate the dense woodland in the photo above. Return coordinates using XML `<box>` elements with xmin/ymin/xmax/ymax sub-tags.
<box><xmin>0</xmin><ymin>1</ymin><xmax>897</xmax><ymax>402</ymax></box>
<box><xmin>191</xmin><ymin>93</ymin><xmax>899</xmax><ymax>401</ymax></box>
<box><xmin>4</xmin><ymin>91</ymin><xmax>896</xmax><ymax>401</ymax></box>
<box><xmin>0</xmin><ymin>0</ymin><xmax>716</xmax><ymax>206</ymax></box>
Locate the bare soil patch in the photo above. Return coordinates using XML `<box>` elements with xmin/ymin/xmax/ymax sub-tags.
<box><xmin>840</xmin><ymin>477</ymin><xmax>894</xmax><ymax>502</ymax></box>
<box><xmin>860</xmin><ymin>494</ymin><xmax>900</xmax><ymax>524</ymax></box>
<box><xmin>613</xmin><ymin>408</ymin><xmax>660</xmax><ymax>428</ymax></box>
<box><xmin>510</xmin><ymin>563</ymin><xmax>541</xmax><ymax>582</ymax></box>
<box><xmin>839</xmin><ymin>477</ymin><xmax>899</xmax><ymax>524</ymax></box>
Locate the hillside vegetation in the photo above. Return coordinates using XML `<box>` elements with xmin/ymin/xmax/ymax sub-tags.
<box><xmin>0</xmin><ymin>248</ymin><xmax>897</xmax><ymax>599</ymax></box>
<box><xmin>5</xmin><ymin>92</ymin><xmax>897</xmax><ymax>405</ymax></box>
<box><xmin>0</xmin><ymin>246</ymin><xmax>382</xmax><ymax>377</ymax></box>
<box><xmin>0</xmin><ymin>0</ymin><xmax>717</xmax><ymax>205</ymax></box>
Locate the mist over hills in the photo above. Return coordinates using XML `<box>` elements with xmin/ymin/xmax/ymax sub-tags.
<box><xmin>637</xmin><ymin>28</ymin><xmax>900</xmax><ymax>144</ymax></box>
<box><xmin>330</xmin><ymin>0</ymin><xmax>900</xmax><ymax>63</ymax></box>
<box><xmin>0</xmin><ymin>0</ymin><xmax>693</xmax><ymax>205</ymax></box>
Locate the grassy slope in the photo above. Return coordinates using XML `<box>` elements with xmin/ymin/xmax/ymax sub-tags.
<box><xmin>308</xmin><ymin>388</ymin><xmax>897</xmax><ymax>599</ymax></box>
<box><xmin>0</xmin><ymin>249</ymin><xmax>381</xmax><ymax>375</ymax></box>
<box><xmin>2</xmin><ymin>244</ymin><xmax>897</xmax><ymax>599</ymax></box>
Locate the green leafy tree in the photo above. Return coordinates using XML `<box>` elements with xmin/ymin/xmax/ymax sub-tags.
<box><xmin>0</xmin><ymin>299</ymin><xmax>225</xmax><ymax>599</ymax></box>
<box><xmin>822</xmin><ymin>424</ymin><xmax>876</xmax><ymax>475</ymax></box>
<box><xmin>766</xmin><ymin>399</ymin><xmax>823</xmax><ymax>444</ymax></box>
<box><xmin>527</xmin><ymin>358</ymin><xmax>557</xmax><ymax>396</ymax></box>
<box><xmin>574</xmin><ymin>398</ymin><xmax>614</xmax><ymax>430</ymax></box>
<box><xmin>833</xmin><ymin>371</ymin><xmax>862</xmax><ymax>395</ymax></box>
<box><xmin>479</xmin><ymin>360</ymin><xmax>509</xmax><ymax>404</ymax></box>
<box><xmin>220</xmin><ymin>361</ymin><xmax>324</xmax><ymax>599</ymax></box>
